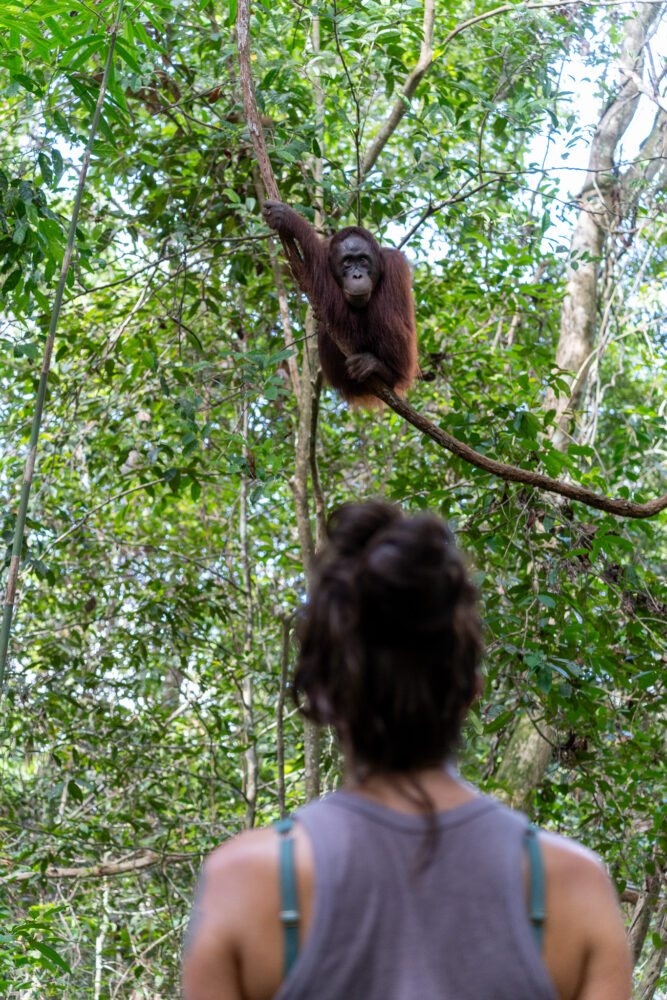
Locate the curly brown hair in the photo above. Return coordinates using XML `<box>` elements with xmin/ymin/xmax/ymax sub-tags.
<box><xmin>293</xmin><ymin>501</ymin><xmax>483</xmax><ymax>772</ymax></box>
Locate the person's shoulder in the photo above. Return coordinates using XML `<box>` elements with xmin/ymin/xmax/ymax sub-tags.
<box><xmin>538</xmin><ymin>831</ymin><xmax>632</xmax><ymax>999</ymax></box>
<box><xmin>483</xmin><ymin>797</ymin><xmax>616</xmax><ymax>890</ymax></box>
<box><xmin>204</xmin><ymin>826</ymin><xmax>278</xmax><ymax>888</ymax></box>
<box><xmin>539</xmin><ymin>829</ymin><xmax>609</xmax><ymax>886</ymax></box>
<box><xmin>203</xmin><ymin>816</ymin><xmax>314</xmax><ymax>886</ymax></box>
<box><xmin>539</xmin><ymin>829</ymin><xmax>626</xmax><ymax>952</ymax></box>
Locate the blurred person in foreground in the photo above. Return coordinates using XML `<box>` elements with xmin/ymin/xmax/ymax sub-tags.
<box><xmin>182</xmin><ymin>501</ymin><xmax>632</xmax><ymax>1000</ymax></box>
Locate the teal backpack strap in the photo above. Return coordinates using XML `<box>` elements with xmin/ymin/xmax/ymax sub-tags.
<box><xmin>275</xmin><ymin>817</ymin><xmax>299</xmax><ymax>976</ymax></box>
<box><xmin>524</xmin><ymin>824</ymin><xmax>546</xmax><ymax>951</ymax></box>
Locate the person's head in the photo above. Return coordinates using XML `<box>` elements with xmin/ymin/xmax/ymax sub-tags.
<box><xmin>293</xmin><ymin>501</ymin><xmax>483</xmax><ymax>774</ymax></box>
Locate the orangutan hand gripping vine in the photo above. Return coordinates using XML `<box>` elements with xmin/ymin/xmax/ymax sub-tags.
<box><xmin>262</xmin><ymin>201</ymin><xmax>419</xmax><ymax>407</ymax></box>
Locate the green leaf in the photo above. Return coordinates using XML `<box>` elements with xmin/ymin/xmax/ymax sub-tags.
<box><xmin>67</xmin><ymin>779</ymin><xmax>84</xmax><ymax>803</ymax></box>
<box><xmin>21</xmin><ymin>936</ymin><xmax>71</xmax><ymax>973</ymax></box>
<box><xmin>38</xmin><ymin>153</ymin><xmax>53</xmax><ymax>186</ymax></box>
<box><xmin>114</xmin><ymin>37</ymin><xmax>143</xmax><ymax>74</ymax></box>
<box><xmin>537</xmin><ymin>594</ymin><xmax>556</xmax><ymax>608</ymax></box>
<box><xmin>51</xmin><ymin>148</ymin><xmax>64</xmax><ymax>183</ymax></box>
<box><xmin>485</xmin><ymin>709</ymin><xmax>514</xmax><ymax>734</ymax></box>
<box><xmin>12</xmin><ymin>219</ymin><xmax>29</xmax><ymax>246</ymax></box>
<box><xmin>60</xmin><ymin>34</ymin><xmax>107</xmax><ymax>70</ymax></box>
<box><xmin>4</xmin><ymin>186</ymin><xmax>20</xmax><ymax>213</ymax></box>
<box><xmin>11</xmin><ymin>72</ymin><xmax>44</xmax><ymax>96</ymax></box>
<box><xmin>53</xmin><ymin>109</ymin><xmax>70</xmax><ymax>135</ymax></box>
<box><xmin>14</xmin><ymin>341</ymin><xmax>40</xmax><ymax>360</ymax></box>
<box><xmin>2</xmin><ymin>267</ymin><xmax>22</xmax><ymax>292</ymax></box>
<box><xmin>596</xmin><ymin>533</ymin><xmax>634</xmax><ymax>555</ymax></box>
<box><xmin>536</xmin><ymin>664</ymin><xmax>552</xmax><ymax>694</ymax></box>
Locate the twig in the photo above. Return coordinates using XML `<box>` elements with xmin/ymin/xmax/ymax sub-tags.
<box><xmin>41</xmin><ymin>479</ymin><xmax>165</xmax><ymax>557</ymax></box>
<box><xmin>398</xmin><ymin>177</ymin><xmax>506</xmax><ymax>248</ymax></box>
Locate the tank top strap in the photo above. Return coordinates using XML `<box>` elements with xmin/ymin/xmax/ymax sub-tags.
<box><xmin>275</xmin><ymin>817</ymin><xmax>300</xmax><ymax>975</ymax></box>
<box><xmin>524</xmin><ymin>824</ymin><xmax>546</xmax><ymax>951</ymax></box>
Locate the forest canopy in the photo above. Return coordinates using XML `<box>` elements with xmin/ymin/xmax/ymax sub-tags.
<box><xmin>0</xmin><ymin>0</ymin><xmax>665</xmax><ymax>997</ymax></box>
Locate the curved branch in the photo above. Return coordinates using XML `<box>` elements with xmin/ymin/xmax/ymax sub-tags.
<box><xmin>361</xmin><ymin>378</ymin><xmax>667</xmax><ymax>518</ymax></box>
<box><xmin>235</xmin><ymin>0</ymin><xmax>667</xmax><ymax>521</ymax></box>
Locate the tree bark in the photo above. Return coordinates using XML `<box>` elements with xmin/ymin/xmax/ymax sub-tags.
<box><xmin>493</xmin><ymin>714</ymin><xmax>556</xmax><ymax>811</ymax></box>
<box><xmin>629</xmin><ymin>877</ymin><xmax>662</xmax><ymax>965</ymax></box>
<box><xmin>548</xmin><ymin>3</ymin><xmax>664</xmax><ymax>446</ymax></box>
<box><xmin>634</xmin><ymin>895</ymin><xmax>667</xmax><ymax>1000</ymax></box>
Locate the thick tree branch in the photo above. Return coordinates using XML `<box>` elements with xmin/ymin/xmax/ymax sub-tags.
<box><xmin>365</xmin><ymin>378</ymin><xmax>667</xmax><ymax>517</ymax></box>
<box><xmin>235</xmin><ymin>0</ymin><xmax>667</xmax><ymax>520</ymax></box>
<box><xmin>1</xmin><ymin>851</ymin><xmax>193</xmax><ymax>883</ymax></box>
<box><xmin>620</xmin><ymin>66</ymin><xmax>667</xmax><ymax>113</ymax></box>
<box><xmin>621</xmin><ymin>104</ymin><xmax>667</xmax><ymax>199</ymax></box>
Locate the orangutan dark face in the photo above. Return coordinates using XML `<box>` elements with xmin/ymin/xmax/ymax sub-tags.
<box><xmin>329</xmin><ymin>232</ymin><xmax>381</xmax><ymax>309</ymax></box>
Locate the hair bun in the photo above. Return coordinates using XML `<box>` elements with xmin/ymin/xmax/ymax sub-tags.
<box><xmin>326</xmin><ymin>501</ymin><xmax>400</xmax><ymax>557</ymax></box>
<box><xmin>294</xmin><ymin>500</ymin><xmax>483</xmax><ymax>773</ymax></box>
<box><xmin>360</xmin><ymin>516</ymin><xmax>471</xmax><ymax>642</ymax></box>
<box><xmin>363</xmin><ymin>515</ymin><xmax>455</xmax><ymax>587</ymax></box>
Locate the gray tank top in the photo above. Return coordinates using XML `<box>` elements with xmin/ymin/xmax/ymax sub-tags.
<box><xmin>273</xmin><ymin>790</ymin><xmax>559</xmax><ymax>1000</ymax></box>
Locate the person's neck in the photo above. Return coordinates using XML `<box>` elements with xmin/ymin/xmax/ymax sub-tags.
<box><xmin>342</xmin><ymin>761</ymin><xmax>477</xmax><ymax>814</ymax></box>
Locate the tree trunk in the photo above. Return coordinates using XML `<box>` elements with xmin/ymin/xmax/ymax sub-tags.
<box><xmin>505</xmin><ymin>4</ymin><xmax>665</xmax><ymax>807</ymax></box>
<box><xmin>634</xmin><ymin>896</ymin><xmax>667</xmax><ymax>1000</ymax></box>
<box><xmin>548</xmin><ymin>3</ymin><xmax>663</xmax><ymax>447</ymax></box>
<box><xmin>494</xmin><ymin>714</ymin><xmax>555</xmax><ymax>811</ymax></box>
<box><xmin>629</xmin><ymin>877</ymin><xmax>662</xmax><ymax>965</ymax></box>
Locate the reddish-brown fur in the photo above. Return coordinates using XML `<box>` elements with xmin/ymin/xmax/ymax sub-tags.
<box><xmin>264</xmin><ymin>204</ymin><xmax>418</xmax><ymax>407</ymax></box>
